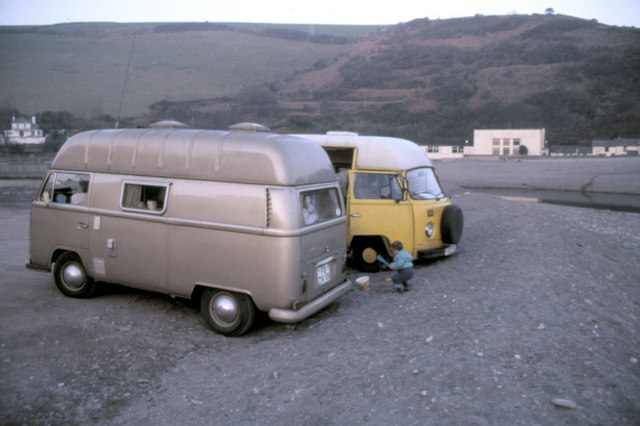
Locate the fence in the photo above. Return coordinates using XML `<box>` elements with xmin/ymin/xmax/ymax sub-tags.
<box><xmin>0</xmin><ymin>153</ymin><xmax>55</xmax><ymax>178</ymax></box>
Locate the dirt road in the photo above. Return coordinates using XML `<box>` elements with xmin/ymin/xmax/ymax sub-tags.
<box><xmin>1</xmin><ymin>158</ymin><xmax>639</xmax><ymax>425</ymax></box>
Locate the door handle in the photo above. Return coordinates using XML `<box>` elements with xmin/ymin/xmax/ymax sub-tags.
<box><xmin>351</xmin><ymin>214</ymin><xmax>362</xmax><ymax>218</ymax></box>
<box><xmin>77</xmin><ymin>223</ymin><xmax>89</xmax><ymax>229</ymax></box>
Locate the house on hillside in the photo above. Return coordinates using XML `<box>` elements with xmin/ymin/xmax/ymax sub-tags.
<box><xmin>592</xmin><ymin>138</ymin><xmax>639</xmax><ymax>156</ymax></box>
<box><xmin>469</xmin><ymin>129</ymin><xmax>547</xmax><ymax>156</ymax></box>
<box><xmin>3</xmin><ymin>115</ymin><xmax>46</xmax><ymax>145</ymax></box>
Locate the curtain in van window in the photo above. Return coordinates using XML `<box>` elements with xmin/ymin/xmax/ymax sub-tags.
<box><xmin>122</xmin><ymin>184</ymin><xmax>142</xmax><ymax>208</ymax></box>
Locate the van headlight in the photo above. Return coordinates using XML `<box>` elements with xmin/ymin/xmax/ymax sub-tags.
<box><xmin>425</xmin><ymin>222</ymin><xmax>434</xmax><ymax>238</ymax></box>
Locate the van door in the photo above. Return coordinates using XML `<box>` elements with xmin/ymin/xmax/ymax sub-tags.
<box><xmin>348</xmin><ymin>171</ymin><xmax>414</xmax><ymax>266</ymax></box>
<box><xmin>88</xmin><ymin>179</ymin><xmax>168</xmax><ymax>291</ymax></box>
<box><xmin>30</xmin><ymin>172</ymin><xmax>91</xmax><ymax>267</ymax></box>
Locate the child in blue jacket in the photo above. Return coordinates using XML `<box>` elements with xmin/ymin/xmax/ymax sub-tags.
<box><xmin>384</xmin><ymin>240</ymin><xmax>414</xmax><ymax>293</ymax></box>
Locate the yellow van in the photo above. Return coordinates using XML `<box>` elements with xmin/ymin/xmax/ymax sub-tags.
<box><xmin>27</xmin><ymin>126</ymin><xmax>351</xmax><ymax>336</ymax></box>
<box><xmin>294</xmin><ymin>132</ymin><xmax>463</xmax><ymax>271</ymax></box>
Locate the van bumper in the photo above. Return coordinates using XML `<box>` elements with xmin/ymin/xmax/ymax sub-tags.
<box><xmin>26</xmin><ymin>260</ymin><xmax>50</xmax><ymax>272</ymax></box>
<box><xmin>417</xmin><ymin>244</ymin><xmax>457</xmax><ymax>260</ymax></box>
<box><xmin>268</xmin><ymin>279</ymin><xmax>352</xmax><ymax>323</ymax></box>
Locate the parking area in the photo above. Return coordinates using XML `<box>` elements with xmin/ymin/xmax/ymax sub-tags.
<box><xmin>1</xmin><ymin>158</ymin><xmax>639</xmax><ymax>425</ymax></box>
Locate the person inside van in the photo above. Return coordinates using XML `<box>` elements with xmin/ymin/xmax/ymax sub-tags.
<box><xmin>382</xmin><ymin>240</ymin><xmax>414</xmax><ymax>293</ymax></box>
<box><xmin>302</xmin><ymin>194</ymin><xmax>319</xmax><ymax>225</ymax></box>
<box><xmin>71</xmin><ymin>180</ymin><xmax>89</xmax><ymax>205</ymax></box>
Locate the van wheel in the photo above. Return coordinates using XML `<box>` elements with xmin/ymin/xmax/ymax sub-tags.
<box><xmin>53</xmin><ymin>252</ymin><xmax>96</xmax><ymax>298</ymax></box>
<box><xmin>441</xmin><ymin>205</ymin><xmax>464</xmax><ymax>244</ymax></box>
<box><xmin>352</xmin><ymin>238</ymin><xmax>383</xmax><ymax>272</ymax></box>
<box><xmin>201</xmin><ymin>289</ymin><xmax>255</xmax><ymax>337</ymax></box>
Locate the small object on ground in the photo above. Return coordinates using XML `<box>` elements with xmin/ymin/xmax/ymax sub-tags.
<box><xmin>551</xmin><ymin>398</ymin><xmax>577</xmax><ymax>409</ymax></box>
<box><xmin>380</xmin><ymin>277</ymin><xmax>392</xmax><ymax>282</ymax></box>
<box><xmin>356</xmin><ymin>276</ymin><xmax>370</xmax><ymax>290</ymax></box>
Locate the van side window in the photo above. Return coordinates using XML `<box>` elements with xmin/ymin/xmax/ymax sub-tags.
<box><xmin>40</xmin><ymin>172</ymin><xmax>90</xmax><ymax>205</ymax></box>
<box><xmin>301</xmin><ymin>189</ymin><xmax>343</xmax><ymax>226</ymax></box>
<box><xmin>121</xmin><ymin>182</ymin><xmax>168</xmax><ymax>213</ymax></box>
<box><xmin>353</xmin><ymin>173</ymin><xmax>400</xmax><ymax>200</ymax></box>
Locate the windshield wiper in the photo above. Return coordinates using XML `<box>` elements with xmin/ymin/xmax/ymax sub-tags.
<box><xmin>411</xmin><ymin>190</ymin><xmax>448</xmax><ymax>199</ymax></box>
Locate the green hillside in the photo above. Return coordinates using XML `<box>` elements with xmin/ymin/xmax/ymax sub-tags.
<box><xmin>275</xmin><ymin>14</ymin><xmax>640</xmax><ymax>144</ymax></box>
<box><xmin>1</xmin><ymin>16</ymin><xmax>639</xmax><ymax>146</ymax></box>
<box><xmin>0</xmin><ymin>22</ymin><xmax>375</xmax><ymax>117</ymax></box>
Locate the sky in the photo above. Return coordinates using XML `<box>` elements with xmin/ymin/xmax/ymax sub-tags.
<box><xmin>0</xmin><ymin>0</ymin><xmax>638</xmax><ymax>28</ymax></box>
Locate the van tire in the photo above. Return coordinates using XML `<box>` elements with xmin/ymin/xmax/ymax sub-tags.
<box><xmin>352</xmin><ymin>237</ymin><xmax>383</xmax><ymax>272</ymax></box>
<box><xmin>201</xmin><ymin>289</ymin><xmax>255</xmax><ymax>337</ymax></box>
<box><xmin>441</xmin><ymin>205</ymin><xmax>464</xmax><ymax>244</ymax></box>
<box><xmin>53</xmin><ymin>252</ymin><xmax>96</xmax><ymax>298</ymax></box>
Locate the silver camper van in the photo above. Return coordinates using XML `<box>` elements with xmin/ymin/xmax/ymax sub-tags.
<box><xmin>27</xmin><ymin>127</ymin><xmax>351</xmax><ymax>336</ymax></box>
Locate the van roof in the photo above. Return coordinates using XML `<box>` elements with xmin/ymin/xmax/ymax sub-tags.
<box><xmin>51</xmin><ymin>129</ymin><xmax>337</xmax><ymax>186</ymax></box>
<box><xmin>292</xmin><ymin>133</ymin><xmax>433</xmax><ymax>170</ymax></box>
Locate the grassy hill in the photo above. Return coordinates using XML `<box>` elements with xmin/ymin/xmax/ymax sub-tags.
<box><xmin>1</xmin><ymin>15</ymin><xmax>638</xmax><ymax>145</ymax></box>
<box><xmin>0</xmin><ymin>22</ymin><xmax>376</xmax><ymax>118</ymax></box>
<box><xmin>285</xmin><ymin>14</ymin><xmax>640</xmax><ymax>145</ymax></box>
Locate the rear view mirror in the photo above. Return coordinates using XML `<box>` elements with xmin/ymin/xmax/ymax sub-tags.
<box><xmin>392</xmin><ymin>175</ymin><xmax>406</xmax><ymax>202</ymax></box>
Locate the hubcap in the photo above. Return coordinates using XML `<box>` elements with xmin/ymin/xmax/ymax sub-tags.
<box><xmin>362</xmin><ymin>247</ymin><xmax>378</xmax><ymax>263</ymax></box>
<box><xmin>213</xmin><ymin>294</ymin><xmax>238</xmax><ymax>324</ymax></box>
<box><xmin>62</xmin><ymin>263</ymin><xmax>85</xmax><ymax>289</ymax></box>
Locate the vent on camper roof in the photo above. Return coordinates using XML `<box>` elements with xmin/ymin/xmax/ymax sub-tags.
<box><xmin>149</xmin><ymin>120</ymin><xmax>189</xmax><ymax>129</ymax></box>
<box><xmin>326</xmin><ymin>131</ymin><xmax>359</xmax><ymax>136</ymax></box>
<box><xmin>229</xmin><ymin>122</ymin><xmax>271</xmax><ymax>132</ymax></box>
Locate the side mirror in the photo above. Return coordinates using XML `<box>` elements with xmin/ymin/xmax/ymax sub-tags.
<box><xmin>392</xmin><ymin>175</ymin><xmax>406</xmax><ymax>202</ymax></box>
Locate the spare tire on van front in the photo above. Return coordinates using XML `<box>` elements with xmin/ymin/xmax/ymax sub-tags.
<box><xmin>441</xmin><ymin>204</ymin><xmax>464</xmax><ymax>244</ymax></box>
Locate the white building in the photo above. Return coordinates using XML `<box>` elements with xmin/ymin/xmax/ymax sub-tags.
<box><xmin>470</xmin><ymin>129</ymin><xmax>547</xmax><ymax>156</ymax></box>
<box><xmin>3</xmin><ymin>115</ymin><xmax>46</xmax><ymax>144</ymax></box>
<box><xmin>421</xmin><ymin>144</ymin><xmax>465</xmax><ymax>160</ymax></box>
<box><xmin>592</xmin><ymin>138</ymin><xmax>640</xmax><ymax>156</ymax></box>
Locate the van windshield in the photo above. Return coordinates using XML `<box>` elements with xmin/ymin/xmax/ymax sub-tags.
<box><xmin>407</xmin><ymin>167</ymin><xmax>445</xmax><ymax>200</ymax></box>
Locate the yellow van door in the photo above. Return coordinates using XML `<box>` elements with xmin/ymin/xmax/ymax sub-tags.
<box><xmin>348</xmin><ymin>172</ymin><xmax>414</xmax><ymax>270</ymax></box>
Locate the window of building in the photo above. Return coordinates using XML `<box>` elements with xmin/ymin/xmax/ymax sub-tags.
<box><xmin>492</xmin><ymin>139</ymin><xmax>500</xmax><ymax>146</ymax></box>
<box><xmin>452</xmin><ymin>146</ymin><xmax>464</xmax><ymax>153</ymax></box>
<box><xmin>121</xmin><ymin>181</ymin><xmax>169</xmax><ymax>213</ymax></box>
<box><xmin>513</xmin><ymin>138</ymin><xmax>521</xmax><ymax>146</ymax></box>
<box><xmin>503</xmin><ymin>138</ymin><xmax>511</xmax><ymax>146</ymax></box>
<box><xmin>427</xmin><ymin>146</ymin><xmax>439</xmax><ymax>153</ymax></box>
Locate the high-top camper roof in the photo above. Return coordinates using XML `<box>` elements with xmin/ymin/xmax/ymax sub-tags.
<box><xmin>293</xmin><ymin>132</ymin><xmax>433</xmax><ymax>170</ymax></box>
<box><xmin>51</xmin><ymin>128</ymin><xmax>337</xmax><ymax>186</ymax></box>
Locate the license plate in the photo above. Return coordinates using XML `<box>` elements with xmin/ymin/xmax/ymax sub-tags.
<box><xmin>444</xmin><ymin>244</ymin><xmax>457</xmax><ymax>256</ymax></box>
<box><xmin>316</xmin><ymin>263</ymin><xmax>332</xmax><ymax>285</ymax></box>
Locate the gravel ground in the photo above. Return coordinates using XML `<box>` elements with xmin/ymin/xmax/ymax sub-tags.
<box><xmin>1</xmin><ymin>158</ymin><xmax>639</xmax><ymax>425</ymax></box>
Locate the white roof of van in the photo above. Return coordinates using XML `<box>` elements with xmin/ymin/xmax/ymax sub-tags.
<box><xmin>292</xmin><ymin>133</ymin><xmax>432</xmax><ymax>170</ymax></box>
<box><xmin>51</xmin><ymin>128</ymin><xmax>337</xmax><ymax>186</ymax></box>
